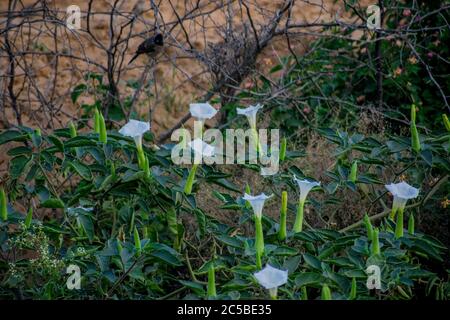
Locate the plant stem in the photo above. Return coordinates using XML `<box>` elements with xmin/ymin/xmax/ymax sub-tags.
<box><xmin>389</xmin><ymin>207</ymin><xmax>398</xmax><ymax>220</ymax></box>
<box><xmin>293</xmin><ymin>199</ymin><xmax>305</xmax><ymax>233</ymax></box>
<box><xmin>269</xmin><ymin>287</ymin><xmax>278</xmax><ymax>300</ymax></box>
<box><xmin>395</xmin><ymin>207</ymin><xmax>404</xmax><ymax>239</ymax></box>
<box><xmin>278</xmin><ymin>191</ymin><xmax>287</xmax><ymax>241</ymax></box>
<box><xmin>251</xmin><ymin>127</ymin><xmax>263</xmax><ymax>154</ymax></box>
<box><xmin>255</xmin><ymin>215</ymin><xmax>264</xmax><ymax>269</ymax></box>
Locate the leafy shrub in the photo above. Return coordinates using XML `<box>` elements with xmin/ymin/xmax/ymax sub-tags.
<box><xmin>0</xmin><ymin>102</ymin><xmax>448</xmax><ymax>299</ymax></box>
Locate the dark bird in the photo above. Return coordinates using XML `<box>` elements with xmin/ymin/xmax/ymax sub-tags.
<box><xmin>129</xmin><ymin>33</ymin><xmax>164</xmax><ymax>64</ymax></box>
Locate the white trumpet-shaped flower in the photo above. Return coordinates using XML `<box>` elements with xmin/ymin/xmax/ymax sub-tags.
<box><xmin>293</xmin><ymin>175</ymin><xmax>321</xmax><ymax>203</ymax></box>
<box><xmin>385</xmin><ymin>181</ymin><xmax>419</xmax><ymax>210</ymax></box>
<box><xmin>188</xmin><ymin>138</ymin><xmax>215</xmax><ymax>157</ymax></box>
<box><xmin>237</xmin><ymin>104</ymin><xmax>263</xmax><ymax>129</ymax></box>
<box><xmin>254</xmin><ymin>264</ymin><xmax>288</xmax><ymax>299</ymax></box>
<box><xmin>189</xmin><ymin>103</ymin><xmax>218</xmax><ymax>121</ymax></box>
<box><xmin>242</xmin><ymin>193</ymin><xmax>272</xmax><ymax>218</ymax></box>
<box><xmin>118</xmin><ymin>119</ymin><xmax>150</xmax><ymax>150</ymax></box>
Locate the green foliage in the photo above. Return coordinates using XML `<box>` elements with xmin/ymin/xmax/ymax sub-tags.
<box><xmin>1</xmin><ymin>107</ymin><xmax>448</xmax><ymax>299</ymax></box>
<box><xmin>0</xmin><ymin>1</ymin><xmax>449</xmax><ymax>299</ymax></box>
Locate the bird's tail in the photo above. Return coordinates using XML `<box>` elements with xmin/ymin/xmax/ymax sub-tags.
<box><xmin>128</xmin><ymin>53</ymin><xmax>140</xmax><ymax>64</ymax></box>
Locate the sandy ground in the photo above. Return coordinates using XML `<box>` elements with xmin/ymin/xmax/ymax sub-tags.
<box><xmin>0</xmin><ymin>0</ymin><xmax>353</xmax><ymax>134</ymax></box>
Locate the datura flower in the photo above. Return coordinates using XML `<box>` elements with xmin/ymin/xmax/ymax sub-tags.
<box><xmin>243</xmin><ymin>193</ymin><xmax>272</xmax><ymax>269</ymax></box>
<box><xmin>237</xmin><ymin>104</ymin><xmax>264</xmax><ymax>152</ymax></box>
<box><xmin>293</xmin><ymin>175</ymin><xmax>321</xmax><ymax>233</ymax></box>
<box><xmin>237</xmin><ymin>104</ymin><xmax>263</xmax><ymax>129</ymax></box>
<box><xmin>385</xmin><ymin>181</ymin><xmax>419</xmax><ymax>238</ymax></box>
<box><xmin>293</xmin><ymin>175</ymin><xmax>321</xmax><ymax>203</ymax></box>
<box><xmin>385</xmin><ymin>182</ymin><xmax>419</xmax><ymax>216</ymax></box>
<box><xmin>189</xmin><ymin>103</ymin><xmax>218</xmax><ymax>121</ymax></box>
<box><xmin>119</xmin><ymin>119</ymin><xmax>150</xmax><ymax>151</ymax></box>
<box><xmin>242</xmin><ymin>193</ymin><xmax>272</xmax><ymax>218</ymax></box>
<box><xmin>184</xmin><ymin>139</ymin><xmax>215</xmax><ymax>195</ymax></box>
<box><xmin>119</xmin><ymin>119</ymin><xmax>150</xmax><ymax>170</ymax></box>
<box><xmin>254</xmin><ymin>264</ymin><xmax>288</xmax><ymax>299</ymax></box>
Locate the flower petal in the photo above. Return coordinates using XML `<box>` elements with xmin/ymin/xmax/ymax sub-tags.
<box><xmin>188</xmin><ymin>138</ymin><xmax>215</xmax><ymax>157</ymax></box>
<box><xmin>254</xmin><ymin>264</ymin><xmax>288</xmax><ymax>289</ymax></box>
<box><xmin>118</xmin><ymin>119</ymin><xmax>150</xmax><ymax>138</ymax></box>
<box><xmin>189</xmin><ymin>103</ymin><xmax>218</xmax><ymax>120</ymax></box>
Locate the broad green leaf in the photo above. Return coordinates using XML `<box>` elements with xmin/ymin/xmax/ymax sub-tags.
<box><xmin>41</xmin><ymin>198</ymin><xmax>65</xmax><ymax>208</ymax></box>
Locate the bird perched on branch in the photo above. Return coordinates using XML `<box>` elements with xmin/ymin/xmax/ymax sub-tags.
<box><xmin>129</xmin><ymin>33</ymin><xmax>164</xmax><ymax>64</ymax></box>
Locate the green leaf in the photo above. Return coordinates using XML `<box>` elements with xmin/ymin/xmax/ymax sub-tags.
<box><xmin>48</xmin><ymin>135</ymin><xmax>64</xmax><ymax>152</ymax></box>
<box><xmin>210</xmin><ymin>178</ymin><xmax>240</xmax><ymax>192</ymax></box>
<box><xmin>77</xmin><ymin>214</ymin><xmax>94</xmax><ymax>241</ymax></box>
<box><xmin>71</xmin><ymin>84</ymin><xmax>87</xmax><ymax>103</ymax></box>
<box><xmin>295</xmin><ymin>272</ymin><xmax>324</xmax><ymax>287</ymax></box>
<box><xmin>64</xmin><ymin>136</ymin><xmax>97</xmax><ymax>148</ymax></box>
<box><xmin>69</xmin><ymin>161</ymin><xmax>92</xmax><ymax>180</ymax></box>
<box><xmin>215</xmin><ymin>234</ymin><xmax>242</xmax><ymax>248</ymax></box>
<box><xmin>0</xmin><ymin>130</ymin><xmax>27</xmax><ymax>145</ymax></box>
<box><xmin>179</xmin><ymin>280</ymin><xmax>205</xmax><ymax>295</ymax></box>
<box><xmin>150</xmin><ymin>250</ymin><xmax>182</xmax><ymax>266</ymax></box>
<box><xmin>7</xmin><ymin>146</ymin><xmax>31</xmax><ymax>156</ymax></box>
<box><xmin>303</xmin><ymin>253</ymin><xmax>322</xmax><ymax>270</ymax></box>
<box><xmin>194</xmin><ymin>209</ymin><xmax>206</xmax><ymax>238</ymax></box>
<box><xmin>283</xmin><ymin>255</ymin><xmax>302</xmax><ymax>274</ymax></box>
<box><xmin>269</xmin><ymin>64</ymin><xmax>283</xmax><ymax>74</ymax></box>
<box><xmin>10</xmin><ymin>155</ymin><xmax>31</xmax><ymax>178</ymax></box>
<box><xmin>41</xmin><ymin>198</ymin><xmax>65</xmax><ymax>208</ymax></box>
<box><xmin>420</xmin><ymin>150</ymin><xmax>433</xmax><ymax>166</ymax></box>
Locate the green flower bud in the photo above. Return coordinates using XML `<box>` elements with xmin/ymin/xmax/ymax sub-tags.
<box><xmin>280</xmin><ymin>137</ymin><xmax>287</xmax><ymax>161</ymax></box>
<box><xmin>94</xmin><ymin>108</ymin><xmax>100</xmax><ymax>133</ymax></box>
<box><xmin>110</xmin><ymin>162</ymin><xmax>116</xmax><ymax>177</ymax></box>
<box><xmin>349</xmin><ymin>160</ymin><xmax>358</xmax><ymax>183</ymax></box>
<box><xmin>411</xmin><ymin>104</ymin><xmax>417</xmax><ymax>123</ymax></box>
<box><xmin>321</xmin><ymin>284</ymin><xmax>332</xmax><ymax>300</ymax></box>
<box><xmin>363</xmin><ymin>214</ymin><xmax>373</xmax><ymax>240</ymax></box>
<box><xmin>301</xmin><ymin>286</ymin><xmax>308</xmax><ymax>300</ymax></box>
<box><xmin>410</xmin><ymin>105</ymin><xmax>420</xmax><ymax>153</ymax></box>
<box><xmin>207</xmin><ymin>263</ymin><xmax>217</xmax><ymax>299</ymax></box>
<box><xmin>25</xmin><ymin>207</ymin><xmax>33</xmax><ymax>228</ymax></box>
<box><xmin>0</xmin><ymin>187</ymin><xmax>7</xmax><ymax>221</ymax></box>
<box><xmin>116</xmin><ymin>239</ymin><xmax>123</xmax><ymax>254</ymax></box>
<box><xmin>69</xmin><ymin>121</ymin><xmax>77</xmax><ymax>138</ymax></box>
<box><xmin>142</xmin><ymin>226</ymin><xmax>148</xmax><ymax>239</ymax></box>
<box><xmin>99</xmin><ymin>112</ymin><xmax>107</xmax><ymax>144</ymax></box>
<box><xmin>349</xmin><ymin>277</ymin><xmax>357</xmax><ymax>300</ymax></box>
<box><xmin>443</xmin><ymin>114</ymin><xmax>450</xmax><ymax>131</ymax></box>
<box><xmin>134</xmin><ymin>227</ymin><xmax>141</xmax><ymax>256</ymax></box>
<box><xmin>408</xmin><ymin>213</ymin><xmax>415</xmax><ymax>235</ymax></box>
<box><xmin>371</xmin><ymin>228</ymin><xmax>380</xmax><ymax>255</ymax></box>
<box><xmin>278</xmin><ymin>191</ymin><xmax>288</xmax><ymax>241</ymax></box>
<box><xmin>184</xmin><ymin>164</ymin><xmax>198</xmax><ymax>195</ymax></box>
